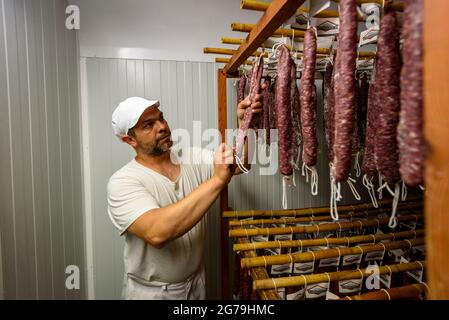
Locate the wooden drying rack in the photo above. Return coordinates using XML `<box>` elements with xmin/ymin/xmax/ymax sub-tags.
<box><xmin>215</xmin><ymin>0</ymin><xmax>449</xmax><ymax>299</ymax></box>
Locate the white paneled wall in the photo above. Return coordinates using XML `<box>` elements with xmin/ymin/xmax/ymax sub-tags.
<box><xmin>0</xmin><ymin>0</ymin><xmax>85</xmax><ymax>299</ymax></box>
<box><xmin>83</xmin><ymin>58</ymin><xmax>221</xmax><ymax>299</ymax></box>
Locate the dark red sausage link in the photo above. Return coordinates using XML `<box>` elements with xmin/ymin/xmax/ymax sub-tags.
<box><xmin>290</xmin><ymin>61</ymin><xmax>301</xmax><ymax>165</ymax></box>
<box><xmin>262</xmin><ymin>77</ymin><xmax>271</xmax><ymax>145</ymax></box>
<box><xmin>358</xmin><ymin>72</ymin><xmax>369</xmax><ymax>148</ymax></box>
<box><xmin>398</xmin><ymin>0</ymin><xmax>424</xmax><ymax>186</ymax></box>
<box><xmin>374</xmin><ymin>10</ymin><xmax>401</xmax><ymax>185</ymax></box>
<box><xmin>300</xmin><ymin>28</ymin><xmax>318</xmax><ymax>167</ymax></box>
<box><xmin>275</xmin><ymin>46</ymin><xmax>293</xmax><ymax>176</ymax></box>
<box><xmin>235</xmin><ymin>55</ymin><xmax>264</xmax><ymax>159</ymax></box>
<box><xmin>362</xmin><ymin>68</ymin><xmax>379</xmax><ymax>177</ymax></box>
<box><xmin>332</xmin><ymin>0</ymin><xmax>358</xmax><ymax>182</ymax></box>
<box><xmin>237</xmin><ymin>75</ymin><xmax>246</xmax><ymax>104</ymax></box>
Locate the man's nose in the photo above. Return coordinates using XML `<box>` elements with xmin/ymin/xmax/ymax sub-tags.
<box><xmin>157</xmin><ymin>119</ymin><xmax>169</xmax><ymax>132</ymax></box>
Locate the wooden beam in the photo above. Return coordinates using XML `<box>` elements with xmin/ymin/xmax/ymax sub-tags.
<box><xmin>241</xmin><ymin>0</ymin><xmax>366</xmax><ymax>21</ymax></box>
<box><xmin>231</xmin><ymin>22</ymin><xmax>305</xmax><ymax>39</ymax></box>
<box><xmin>216</xmin><ymin>57</ymin><xmax>253</xmax><ymax>65</ymax></box>
<box><xmin>236</xmin><ymin>238</ymin><xmax>281</xmax><ymax>300</ymax></box>
<box><xmin>332</xmin><ymin>0</ymin><xmax>404</xmax><ymax>11</ymax></box>
<box><xmin>217</xmin><ymin>68</ymin><xmax>230</xmax><ymax>299</ymax></box>
<box><xmin>223</xmin><ymin>0</ymin><xmax>306</xmax><ymax>74</ymax></box>
<box><xmin>204</xmin><ymin>47</ymin><xmax>268</xmax><ymax>57</ymax></box>
<box><xmin>424</xmin><ymin>0</ymin><xmax>449</xmax><ymax>300</ymax></box>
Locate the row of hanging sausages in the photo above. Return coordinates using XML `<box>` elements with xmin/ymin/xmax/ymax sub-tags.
<box><xmin>235</xmin><ymin>0</ymin><xmax>424</xmax><ymax>189</ymax></box>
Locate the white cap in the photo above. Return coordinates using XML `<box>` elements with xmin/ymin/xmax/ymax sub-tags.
<box><xmin>112</xmin><ymin>97</ymin><xmax>160</xmax><ymax>138</ymax></box>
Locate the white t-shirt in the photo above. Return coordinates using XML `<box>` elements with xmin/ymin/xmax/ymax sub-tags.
<box><xmin>107</xmin><ymin>147</ymin><xmax>215</xmax><ymax>296</ymax></box>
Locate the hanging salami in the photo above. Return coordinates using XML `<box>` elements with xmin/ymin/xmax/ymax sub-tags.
<box><xmin>398</xmin><ymin>0</ymin><xmax>424</xmax><ymax>187</ymax></box>
<box><xmin>332</xmin><ymin>0</ymin><xmax>358</xmax><ymax>183</ymax></box>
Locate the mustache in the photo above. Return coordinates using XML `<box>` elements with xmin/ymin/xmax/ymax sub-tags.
<box><xmin>158</xmin><ymin>133</ymin><xmax>171</xmax><ymax>142</ymax></box>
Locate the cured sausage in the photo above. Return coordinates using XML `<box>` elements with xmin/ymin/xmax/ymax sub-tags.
<box><xmin>398</xmin><ymin>0</ymin><xmax>424</xmax><ymax>186</ymax></box>
<box><xmin>237</xmin><ymin>75</ymin><xmax>246</xmax><ymax>104</ymax></box>
<box><xmin>374</xmin><ymin>10</ymin><xmax>401</xmax><ymax>185</ymax></box>
<box><xmin>362</xmin><ymin>68</ymin><xmax>379</xmax><ymax>177</ymax></box>
<box><xmin>358</xmin><ymin>72</ymin><xmax>369</xmax><ymax>147</ymax></box>
<box><xmin>235</xmin><ymin>55</ymin><xmax>264</xmax><ymax>160</ymax></box>
<box><xmin>262</xmin><ymin>77</ymin><xmax>272</xmax><ymax>146</ymax></box>
<box><xmin>275</xmin><ymin>46</ymin><xmax>293</xmax><ymax>176</ymax></box>
<box><xmin>332</xmin><ymin>0</ymin><xmax>358</xmax><ymax>182</ymax></box>
<box><xmin>290</xmin><ymin>61</ymin><xmax>301</xmax><ymax>167</ymax></box>
<box><xmin>300</xmin><ymin>28</ymin><xmax>318</xmax><ymax>167</ymax></box>
<box><xmin>323</xmin><ymin>62</ymin><xmax>333</xmax><ymax>159</ymax></box>
<box><xmin>324</xmin><ymin>61</ymin><xmax>336</xmax><ymax>164</ymax></box>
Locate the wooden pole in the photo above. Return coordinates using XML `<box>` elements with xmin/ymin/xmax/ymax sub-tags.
<box><xmin>228</xmin><ymin>202</ymin><xmax>422</xmax><ymax>227</ymax></box>
<box><xmin>424</xmin><ymin>0</ymin><xmax>449</xmax><ymax>300</ymax></box>
<box><xmin>204</xmin><ymin>47</ymin><xmax>267</xmax><ymax>57</ymax></box>
<box><xmin>241</xmin><ymin>238</ymin><xmax>424</xmax><ymax>268</ymax></box>
<box><xmin>241</xmin><ymin>0</ymin><xmax>366</xmax><ymax>21</ymax></box>
<box><xmin>229</xmin><ymin>214</ymin><xmax>423</xmax><ymax>237</ymax></box>
<box><xmin>217</xmin><ymin>68</ymin><xmax>230</xmax><ymax>299</ymax></box>
<box><xmin>223</xmin><ymin>0</ymin><xmax>306</xmax><ymax>74</ymax></box>
<box><xmin>216</xmin><ymin>57</ymin><xmax>253</xmax><ymax>65</ymax></box>
<box><xmin>234</xmin><ymin>229</ymin><xmax>424</xmax><ymax>252</ymax></box>
<box><xmin>332</xmin><ymin>0</ymin><xmax>404</xmax><ymax>11</ymax></box>
<box><xmin>231</xmin><ymin>22</ymin><xmax>305</xmax><ymax>38</ymax></box>
<box><xmin>236</xmin><ymin>238</ymin><xmax>281</xmax><ymax>300</ymax></box>
<box><xmin>253</xmin><ymin>261</ymin><xmax>425</xmax><ymax>290</ymax></box>
<box><xmin>223</xmin><ymin>197</ymin><xmax>422</xmax><ymax>218</ymax></box>
<box><xmin>342</xmin><ymin>284</ymin><xmax>428</xmax><ymax>300</ymax></box>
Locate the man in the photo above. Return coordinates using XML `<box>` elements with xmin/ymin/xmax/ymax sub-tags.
<box><xmin>107</xmin><ymin>94</ymin><xmax>263</xmax><ymax>299</ymax></box>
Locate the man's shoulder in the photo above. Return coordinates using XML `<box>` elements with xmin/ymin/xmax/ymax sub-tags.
<box><xmin>107</xmin><ymin>160</ymin><xmax>140</xmax><ymax>188</ymax></box>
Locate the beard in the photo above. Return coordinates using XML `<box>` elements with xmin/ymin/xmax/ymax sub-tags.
<box><xmin>138</xmin><ymin>134</ymin><xmax>173</xmax><ymax>157</ymax></box>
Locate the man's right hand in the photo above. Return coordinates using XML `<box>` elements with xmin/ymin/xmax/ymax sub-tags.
<box><xmin>213</xmin><ymin>143</ymin><xmax>235</xmax><ymax>187</ymax></box>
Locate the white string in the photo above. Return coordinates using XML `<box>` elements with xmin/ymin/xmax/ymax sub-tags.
<box><xmin>347</xmin><ymin>177</ymin><xmax>361</xmax><ymax>200</ymax></box>
<box><xmin>378</xmin><ymin>174</ymin><xmax>383</xmax><ymax>200</ymax></box>
<box><xmin>377</xmin><ymin>181</ymin><xmax>395</xmax><ymax>197</ymax></box>
<box><xmin>404</xmin><ymin>239</ymin><xmax>412</xmax><ymax>251</ymax></box>
<box><xmin>292</xmin><ymin>169</ymin><xmax>297</xmax><ymax>187</ymax></box>
<box><xmin>381</xmin><ymin>288</ymin><xmax>392</xmax><ymax>300</ymax></box>
<box><xmin>336</xmin><ymin>247</ymin><xmax>342</xmax><ymax>271</ymax></box>
<box><xmin>388</xmin><ymin>183</ymin><xmax>400</xmax><ymax>229</ymax></box>
<box><xmin>401</xmin><ymin>180</ymin><xmax>407</xmax><ymax>201</ymax></box>
<box><xmin>414</xmin><ymin>261</ymin><xmax>424</xmax><ymax>284</ymax></box>
<box><xmin>419</xmin><ymin>185</ymin><xmax>425</xmax><ymax>191</ymax></box>
<box><xmin>330</xmin><ymin>174</ymin><xmax>341</xmax><ymax>221</ymax></box>
<box><xmin>263</xmin><ymin>256</ymin><xmax>268</xmax><ymax>269</ymax></box>
<box><xmin>271</xmin><ymin>278</ymin><xmax>278</xmax><ymax>291</ymax></box>
<box><xmin>310</xmin><ymin>167</ymin><xmax>319</xmax><ymax>196</ymax></box>
<box><xmin>282</xmin><ymin>176</ymin><xmax>292</xmax><ymax>210</ymax></box>
<box><xmin>302</xmin><ymin>162</ymin><xmax>309</xmax><ymax>183</ymax></box>
<box><xmin>325</xmin><ymin>272</ymin><xmax>331</xmax><ymax>288</ymax></box>
<box><xmin>379</xmin><ymin>242</ymin><xmax>386</xmax><ymax>261</ymax></box>
<box><xmin>235</xmin><ymin>154</ymin><xmax>249</xmax><ymax>174</ymax></box>
<box><xmin>301</xmin><ymin>275</ymin><xmax>308</xmax><ymax>288</ymax></box>
<box><xmin>354</xmin><ymin>152</ymin><xmax>361</xmax><ymax>178</ymax></box>
<box><xmin>363</xmin><ymin>174</ymin><xmax>379</xmax><ymax>208</ymax></box>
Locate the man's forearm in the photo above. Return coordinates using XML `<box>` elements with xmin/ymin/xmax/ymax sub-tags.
<box><xmin>131</xmin><ymin>176</ymin><xmax>225</xmax><ymax>247</ymax></box>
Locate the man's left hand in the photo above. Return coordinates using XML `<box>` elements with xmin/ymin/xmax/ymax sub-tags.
<box><xmin>237</xmin><ymin>90</ymin><xmax>264</xmax><ymax>125</ymax></box>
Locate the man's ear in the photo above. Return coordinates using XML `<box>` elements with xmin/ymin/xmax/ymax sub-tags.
<box><xmin>121</xmin><ymin>135</ymin><xmax>137</xmax><ymax>148</ymax></box>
